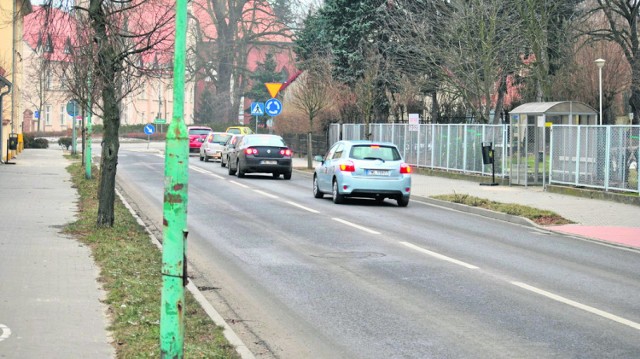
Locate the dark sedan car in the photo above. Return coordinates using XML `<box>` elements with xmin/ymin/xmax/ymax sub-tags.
<box><xmin>227</xmin><ymin>134</ymin><xmax>293</xmax><ymax>179</ymax></box>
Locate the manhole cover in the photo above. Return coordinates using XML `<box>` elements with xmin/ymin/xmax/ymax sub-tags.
<box><xmin>312</xmin><ymin>251</ymin><xmax>385</xmax><ymax>259</ymax></box>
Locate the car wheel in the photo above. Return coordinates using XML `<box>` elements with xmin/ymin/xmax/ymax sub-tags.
<box><xmin>397</xmin><ymin>196</ymin><xmax>410</xmax><ymax>207</ymax></box>
<box><xmin>313</xmin><ymin>175</ymin><xmax>324</xmax><ymax>198</ymax></box>
<box><xmin>332</xmin><ymin>179</ymin><xmax>344</xmax><ymax>204</ymax></box>
<box><xmin>237</xmin><ymin>160</ymin><xmax>245</xmax><ymax>178</ymax></box>
<box><xmin>283</xmin><ymin>171</ymin><xmax>292</xmax><ymax>180</ymax></box>
<box><xmin>204</xmin><ymin>154</ymin><xmax>209</xmax><ymax>162</ymax></box>
<box><xmin>272</xmin><ymin>173</ymin><xmax>280</xmax><ymax>179</ymax></box>
<box><xmin>199</xmin><ymin>153</ymin><xmax>204</xmax><ymax>161</ymax></box>
<box><xmin>228</xmin><ymin>160</ymin><xmax>236</xmax><ymax>175</ymax></box>
<box><xmin>221</xmin><ymin>156</ymin><xmax>227</xmax><ymax>168</ymax></box>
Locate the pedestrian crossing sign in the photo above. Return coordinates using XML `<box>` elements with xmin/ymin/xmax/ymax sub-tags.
<box><xmin>251</xmin><ymin>102</ymin><xmax>265</xmax><ymax>116</ymax></box>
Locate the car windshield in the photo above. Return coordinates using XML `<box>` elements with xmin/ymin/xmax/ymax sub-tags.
<box><xmin>213</xmin><ymin>134</ymin><xmax>231</xmax><ymax>144</ymax></box>
<box><xmin>350</xmin><ymin>145</ymin><xmax>401</xmax><ymax>161</ymax></box>
<box><xmin>245</xmin><ymin>135</ymin><xmax>285</xmax><ymax>147</ymax></box>
<box><xmin>227</xmin><ymin>129</ymin><xmax>240</xmax><ymax>134</ymax></box>
<box><xmin>189</xmin><ymin>128</ymin><xmax>211</xmax><ymax>135</ymax></box>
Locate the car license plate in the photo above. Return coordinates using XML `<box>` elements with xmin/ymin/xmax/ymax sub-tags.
<box><xmin>261</xmin><ymin>160</ymin><xmax>277</xmax><ymax>165</ymax></box>
<box><xmin>368</xmin><ymin>170</ymin><xmax>390</xmax><ymax>176</ymax></box>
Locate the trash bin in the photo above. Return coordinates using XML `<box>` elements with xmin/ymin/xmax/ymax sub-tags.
<box><xmin>8</xmin><ymin>134</ymin><xmax>18</xmax><ymax>150</ymax></box>
<box><xmin>481</xmin><ymin>142</ymin><xmax>493</xmax><ymax>165</ymax></box>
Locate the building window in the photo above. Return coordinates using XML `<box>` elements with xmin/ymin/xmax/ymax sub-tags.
<box><xmin>45</xmin><ymin>70</ymin><xmax>52</xmax><ymax>90</ymax></box>
<box><xmin>45</xmin><ymin>105</ymin><xmax>52</xmax><ymax>125</ymax></box>
<box><xmin>60</xmin><ymin>73</ymin><xmax>67</xmax><ymax>89</ymax></box>
<box><xmin>44</xmin><ymin>35</ymin><xmax>53</xmax><ymax>53</ymax></box>
<box><xmin>60</xmin><ymin>105</ymin><xmax>66</xmax><ymax>126</ymax></box>
<box><xmin>64</xmin><ymin>37</ymin><xmax>72</xmax><ymax>54</ymax></box>
<box><xmin>122</xmin><ymin>104</ymin><xmax>129</xmax><ymax>124</ymax></box>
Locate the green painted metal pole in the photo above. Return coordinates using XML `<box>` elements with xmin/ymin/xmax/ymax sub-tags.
<box><xmin>85</xmin><ymin>72</ymin><xmax>92</xmax><ymax>179</ymax></box>
<box><xmin>72</xmin><ymin>101</ymin><xmax>77</xmax><ymax>155</ymax></box>
<box><xmin>160</xmin><ymin>0</ymin><xmax>188</xmax><ymax>355</ymax></box>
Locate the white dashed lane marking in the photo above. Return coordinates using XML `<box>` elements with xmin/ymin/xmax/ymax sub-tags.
<box><xmin>0</xmin><ymin>324</ymin><xmax>11</xmax><ymax>342</ymax></box>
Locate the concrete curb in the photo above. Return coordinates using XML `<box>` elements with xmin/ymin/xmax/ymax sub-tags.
<box><xmin>412</xmin><ymin>196</ymin><xmax>539</xmax><ymax>228</ymax></box>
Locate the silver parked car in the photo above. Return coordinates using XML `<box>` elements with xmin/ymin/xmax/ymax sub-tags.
<box><xmin>313</xmin><ymin>140</ymin><xmax>412</xmax><ymax>206</ymax></box>
<box><xmin>200</xmin><ymin>132</ymin><xmax>232</xmax><ymax>162</ymax></box>
<box><xmin>220</xmin><ymin>134</ymin><xmax>243</xmax><ymax>168</ymax></box>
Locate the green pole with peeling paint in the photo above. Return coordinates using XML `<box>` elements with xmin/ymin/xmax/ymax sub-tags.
<box><xmin>160</xmin><ymin>0</ymin><xmax>188</xmax><ymax>355</ymax></box>
<box><xmin>85</xmin><ymin>71</ymin><xmax>92</xmax><ymax>179</ymax></box>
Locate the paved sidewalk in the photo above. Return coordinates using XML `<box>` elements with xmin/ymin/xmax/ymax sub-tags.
<box><xmin>0</xmin><ymin>148</ymin><xmax>114</xmax><ymax>358</ymax></box>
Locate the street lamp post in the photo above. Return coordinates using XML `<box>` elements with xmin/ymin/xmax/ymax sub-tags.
<box><xmin>595</xmin><ymin>58</ymin><xmax>606</xmax><ymax>125</ymax></box>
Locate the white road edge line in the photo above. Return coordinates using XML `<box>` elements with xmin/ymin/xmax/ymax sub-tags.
<box><xmin>286</xmin><ymin>201</ymin><xmax>320</xmax><ymax>214</ymax></box>
<box><xmin>254</xmin><ymin>189</ymin><xmax>279</xmax><ymax>199</ymax></box>
<box><xmin>332</xmin><ymin>218</ymin><xmax>380</xmax><ymax>234</ymax></box>
<box><xmin>0</xmin><ymin>324</ymin><xmax>11</xmax><ymax>342</ymax></box>
<box><xmin>400</xmin><ymin>241</ymin><xmax>480</xmax><ymax>269</ymax></box>
<box><xmin>511</xmin><ymin>281</ymin><xmax>640</xmax><ymax>331</ymax></box>
<box><xmin>115</xmin><ymin>188</ymin><xmax>256</xmax><ymax>359</ymax></box>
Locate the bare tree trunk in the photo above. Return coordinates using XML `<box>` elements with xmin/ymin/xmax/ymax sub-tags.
<box><xmin>430</xmin><ymin>92</ymin><xmax>438</xmax><ymax>124</ymax></box>
<box><xmin>630</xmin><ymin>58</ymin><xmax>640</xmax><ymax>126</ymax></box>
<box><xmin>493</xmin><ymin>73</ymin><xmax>508</xmax><ymax>124</ymax></box>
<box><xmin>91</xmin><ymin>0</ymin><xmax>120</xmax><ymax>227</ymax></box>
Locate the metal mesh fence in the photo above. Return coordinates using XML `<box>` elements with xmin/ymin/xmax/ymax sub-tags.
<box><xmin>328</xmin><ymin>123</ymin><xmax>639</xmax><ymax>193</ymax></box>
<box><xmin>550</xmin><ymin>125</ymin><xmax>639</xmax><ymax>193</ymax></box>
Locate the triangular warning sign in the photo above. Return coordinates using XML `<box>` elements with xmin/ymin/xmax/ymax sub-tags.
<box><xmin>265</xmin><ymin>83</ymin><xmax>283</xmax><ymax>98</ymax></box>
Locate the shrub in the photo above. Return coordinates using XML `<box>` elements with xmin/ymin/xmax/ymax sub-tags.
<box><xmin>23</xmin><ymin>134</ymin><xmax>50</xmax><ymax>149</ymax></box>
<box><xmin>58</xmin><ymin>137</ymin><xmax>72</xmax><ymax>150</ymax></box>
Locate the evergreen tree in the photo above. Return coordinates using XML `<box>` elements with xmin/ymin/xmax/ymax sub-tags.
<box><xmin>245</xmin><ymin>53</ymin><xmax>283</xmax><ymax>101</ymax></box>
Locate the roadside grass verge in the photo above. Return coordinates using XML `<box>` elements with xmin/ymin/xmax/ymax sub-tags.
<box><xmin>432</xmin><ymin>193</ymin><xmax>574</xmax><ymax>226</ymax></box>
<box><xmin>64</xmin><ymin>158</ymin><xmax>239</xmax><ymax>358</ymax></box>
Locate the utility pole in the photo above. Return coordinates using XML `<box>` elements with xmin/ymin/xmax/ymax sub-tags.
<box><xmin>160</xmin><ymin>0</ymin><xmax>188</xmax><ymax>355</ymax></box>
<box><xmin>85</xmin><ymin>71</ymin><xmax>92</xmax><ymax>179</ymax></box>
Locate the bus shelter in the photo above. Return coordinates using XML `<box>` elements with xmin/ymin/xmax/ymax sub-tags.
<box><xmin>509</xmin><ymin>101</ymin><xmax>597</xmax><ymax>186</ymax></box>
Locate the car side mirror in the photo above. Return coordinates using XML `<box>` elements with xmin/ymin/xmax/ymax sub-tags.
<box><xmin>314</xmin><ymin>155</ymin><xmax>323</xmax><ymax>163</ymax></box>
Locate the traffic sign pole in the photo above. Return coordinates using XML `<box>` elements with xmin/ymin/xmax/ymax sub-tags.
<box><xmin>72</xmin><ymin>101</ymin><xmax>77</xmax><ymax>155</ymax></box>
<box><xmin>85</xmin><ymin>72</ymin><xmax>92</xmax><ymax>179</ymax></box>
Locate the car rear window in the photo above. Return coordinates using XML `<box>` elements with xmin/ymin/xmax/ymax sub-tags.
<box><xmin>245</xmin><ymin>135</ymin><xmax>285</xmax><ymax>147</ymax></box>
<box><xmin>350</xmin><ymin>145</ymin><xmax>401</xmax><ymax>161</ymax></box>
<box><xmin>213</xmin><ymin>134</ymin><xmax>231</xmax><ymax>144</ymax></box>
<box><xmin>189</xmin><ymin>128</ymin><xmax>211</xmax><ymax>135</ymax></box>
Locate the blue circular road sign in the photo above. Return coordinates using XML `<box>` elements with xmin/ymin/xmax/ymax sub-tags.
<box><xmin>144</xmin><ymin>123</ymin><xmax>156</xmax><ymax>135</ymax></box>
<box><xmin>265</xmin><ymin>98</ymin><xmax>282</xmax><ymax>116</ymax></box>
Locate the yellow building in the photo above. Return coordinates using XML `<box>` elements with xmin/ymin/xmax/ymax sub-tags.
<box><xmin>0</xmin><ymin>0</ymin><xmax>31</xmax><ymax>162</ymax></box>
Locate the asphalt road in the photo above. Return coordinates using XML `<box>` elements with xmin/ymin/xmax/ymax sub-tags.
<box><xmin>113</xmin><ymin>144</ymin><xmax>640</xmax><ymax>359</ymax></box>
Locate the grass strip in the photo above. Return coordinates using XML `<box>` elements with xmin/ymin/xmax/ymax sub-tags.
<box><xmin>432</xmin><ymin>193</ymin><xmax>574</xmax><ymax>226</ymax></box>
<box><xmin>64</xmin><ymin>158</ymin><xmax>239</xmax><ymax>358</ymax></box>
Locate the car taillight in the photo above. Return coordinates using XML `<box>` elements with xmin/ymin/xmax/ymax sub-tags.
<box><xmin>339</xmin><ymin>160</ymin><xmax>355</xmax><ymax>172</ymax></box>
<box><xmin>280</xmin><ymin>148</ymin><xmax>292</xmax><ymax>157</ymax></box>
<box><xmin>400</xmin><ymin>163</ymin><xmax>412</xmax><ymax>174</ymax></box>
<box><xmin>245</xmin><ymin>148</ymin><xmax>258</xmax><ymax>155</ymax></box>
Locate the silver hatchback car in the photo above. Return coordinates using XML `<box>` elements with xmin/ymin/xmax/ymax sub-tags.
<box><xmin>313</xmin><ymin>140</ymin><xmax>412</xmax><ymax>206</ymax></box>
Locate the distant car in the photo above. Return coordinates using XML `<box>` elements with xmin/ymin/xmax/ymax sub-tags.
<box><xmin>313</xmin><ymin>140</ymin><xmax>412</xmax><ymax>206</ymax></box>
<box><xmin>227</xmin><ymin>134</ymin><xmax>293</xmax><ymax>179</ymax></box>
<box><xmin>188</xmin><ymin>126</ymin><xmax>213</xmax><ymax>154</ymax></box>
<box><xmin>199</xmin><ymin>132</ymin><xmax>232</xmax><ymax>162</ymax></box>
<box><xmin>220</xmin><ymin>134</ymin><xmax>243</xmax><ymax>168</ymax></box>
<box><xmin>225</xmin><ymin>126</ymin><xmax>254</xmax><ymax>135</ymax></box>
